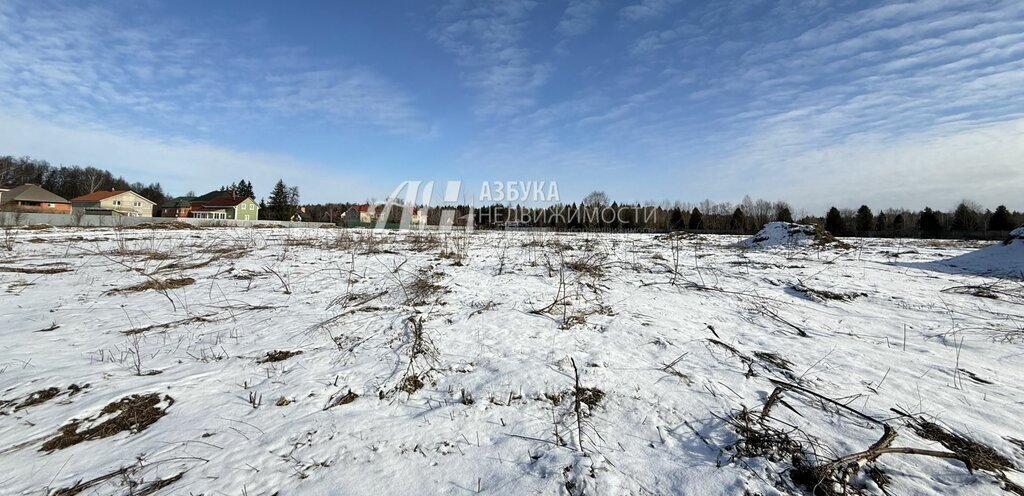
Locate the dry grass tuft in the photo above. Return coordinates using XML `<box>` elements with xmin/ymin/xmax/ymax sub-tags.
<box><xmin>41</xmin><ymin>393</ymin><xmax>173</xmax><ymax>451</ymax></box>
<box><xmin>910</xmin><ymin>418</ymin><xmax>1013</xmax><ymax>472</ymax></box>
<box><xmin>324</xmin><ymin>389</ymin><xmax>359</xmax><ymax>410</ymax></box>
<box><xmin>105</xmin><ymin>277</ymin><xmax>195</xmax><ymax>295</ymax></box>
<box><xmin>792</xmin><ymin>283</ymin><xmax>866</xmax><ymax>302</ymax></box>
<box><xmin>0</xmin><ymin>265</ymin><xmax>71</xmax><ymax>274</ymax></box>
<box><xmin>127</xmin><ymin>221</ymin><xmax>203</xmax><ymax>230</ymax></box>
<box><xmin>14</xmin><ymin>387</ymin><xmax>62</xmax><ymax>411</ymax></box>
<box><xmin>257</xmin><ymin>349</ymin><xmax>303</xmax><ymax>363</ymax></box>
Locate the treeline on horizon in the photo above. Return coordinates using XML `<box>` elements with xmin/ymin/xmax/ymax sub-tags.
<box><xmin>0</xmin><ymin>155</ymin><xmax>169</xmax><ymax>206</ymax></box>
<box><xmin>3</xmin><ymin>155</ymin><xmax>1020</xmax><ymax>237</ymax></box>
<box><xmin>0</xmin><ymin>155</ymin><xmax>299</xmax><ymax>221</ymax></box>
<box><xmin>303</xmin><ymin>195</ymin><xmax>1022</xmax><ymax>239</ymax></box>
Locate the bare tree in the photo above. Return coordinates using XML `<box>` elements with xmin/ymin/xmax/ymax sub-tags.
<box><xmin>582</xmin><ymin>191</ymin><xmax>609</xmax><ymax>208</ymax></box>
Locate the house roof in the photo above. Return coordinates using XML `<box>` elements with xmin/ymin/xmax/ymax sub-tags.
<box><xmin>192</xmin><ymin>190</ymin><xmax>232</xmax><ymax>203</ymax></box>
<box><xmin>0</xmin><ymin>184</ymin><xmax>70</xmax><ymax>205</ymax></box>
<box><xmin>205</xmin><ymin>196</ymin><xmax>254</xmax><ymax>207</ymax></box>
<box><xmin>73</xmin><ymin>189</ymin><xmax>155</xmax><ymax>205</ymax></box>
<box><xmin>162</xmin><ymin>196</ymin><xmax>195</xmax><ymax>208</ymax></box>
<box><xmin>71</xmin><ymin>190</ymin><xmax>129</xmax><ymax>202</ymax></box>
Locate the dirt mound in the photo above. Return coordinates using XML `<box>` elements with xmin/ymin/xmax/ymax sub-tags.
<box><xmin>739</xmin><ymin>222</ymin><xmax>846</xmax><ymax>249</ymax></box>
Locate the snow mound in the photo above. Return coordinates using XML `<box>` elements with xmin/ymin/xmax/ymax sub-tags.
<box><xmin>932</xmin><ymin>228</ymin><xmax>1024</xmax><ymax>278</ymax></box>
<box><xmin>739</xmin><ymin>222</ymin><xmax>842</xmax><ymax>248</ymax></box>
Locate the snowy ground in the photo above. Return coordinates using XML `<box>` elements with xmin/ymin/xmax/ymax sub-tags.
<box><xmin>1</xmin><ymin>226</ymin><xmax>1022</xmax><ymax>495</ymax></box>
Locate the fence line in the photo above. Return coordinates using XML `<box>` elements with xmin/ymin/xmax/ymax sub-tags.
<box><xmin>0</xmin><ymin>212</ymin><xmax>336</xmax><ymax>229</ymax></box>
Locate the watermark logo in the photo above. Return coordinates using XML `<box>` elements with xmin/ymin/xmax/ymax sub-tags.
<box><xmin>479</xmin><ymin>181</ymin><xmax>560</xmax><ymax>203</ymax></box>
<box><xmin>375</xmin><ymin>180</ymin><xmax>471</xmax><ymax>231</ymax></box>
<box><xmin>365</xmin><ymin>180</ymin><xmax>652</xmax><ymax>231</ymax></box>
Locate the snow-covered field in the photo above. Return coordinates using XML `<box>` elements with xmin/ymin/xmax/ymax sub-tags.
<box><xmin>1</xmin><ymin>226</ymin><xmax>1022</xmax><ymax>495</ymax></box>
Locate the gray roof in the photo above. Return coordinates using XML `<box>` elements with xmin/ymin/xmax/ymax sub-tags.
<box><xmin>162</xmin><ymin>196</ymin><xmax>196</xmax><ymax>208</ymax></box>
<box><xmin>0</xmin><ymin>184</ymin><xmax>70</xmax><ymax>205</ymax></box>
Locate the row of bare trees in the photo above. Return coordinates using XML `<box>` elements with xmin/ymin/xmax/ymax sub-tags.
<box><xmin>0</xmin><ymin>155</ymin><xmax>167</xmax><ymax>205</ymax></box>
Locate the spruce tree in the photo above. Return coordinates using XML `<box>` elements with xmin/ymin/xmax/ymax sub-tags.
<box><xmin>825</xmin><ymin>207</ymin><xmax>845</xmax><ymax>235</ymax></box>
<box><xmin>688</xmin><ymin>208</ymin><xmax>704</xmax><ymax>230</ymax></box>
<box><xmin>950</xmin><ymin>202</ymin><xmax>978</xmax><ymax>232</ymax></box>
<box><xmin>875</xmin><ymin>212</ymin><xmax>887</xmax><ymax>232</ymax></box>
<box><xmin>893</xmin><ymin>214</ymin><xmax>905</xmax><ymax>233</ymax></box>
<box><xmin>268</xmin><ymin>180</ymin><xmax>291</xmax><ymax>221</ymax></box>
<box><xmin>236</xmin><ymin>180</ymin><xmax>255</xmax><ymax>199</ymax></box>
<box><xmin>918</xmin><ymin>207</ymin><xmax>943</xmax><ymax>237</ymax></box>
<box><xmin>989</xmin><ymin>205</ymin><xmax>1013</xmax><ymax>231</ymax></box>
<box><xmin>730</xmin><ymin>207</ymin><xmax>745</xmax><ymax>231</ymax></box>
<box><xmin>775</xmin><ymin>207</ymin><xmax>793</xmax><ymax>223</ymax></box>
<box><xmin>855</xmin><ymin>205</ymin><xmax>873</xmax><ymax>233</ymax></box>
<box><xmin>669</xmin><ymin>208</ymin><xmax>684</xmax><ymax>231</ymax></box>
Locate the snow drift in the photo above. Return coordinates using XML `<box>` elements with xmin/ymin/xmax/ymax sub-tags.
<box><xmin>739</xmin><ymin>221</ymin><xmax>842</xmax><ymax>248</ymax></box>
<box><xmin>930</xmin><ymin>225</ymin><xmax>1024</xmax><ymax>277</ymax></box>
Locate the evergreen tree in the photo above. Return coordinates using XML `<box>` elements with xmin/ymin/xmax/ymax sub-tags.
<box><xmin>688</xmin><ymin>208</ymin><xmax>704</xmax><ymax>230</ymax></box>
<box><xmin>669</xmin><ymin>208</ymin><xmax>684</xmax><ymax>231</ymax></box>
<box><xmin>568</xmin><ymin>203</ymin><xmax>581</xmax><ymax>229</ymax></box>
<box><xmin>918</xmin><ymin>207</ymin><xmax>943</xmax><ymax>237</ymax></box>
<box><xmin>855</xmin><ymin>205</ymin><xmax>873</xmax><ymax>233</ymax></box>
<box><xmin>875</xmin><ymin>212</ymin><xmax>888</xmax><ymax>232</ymax></box>
<box><xmin>988</xmin><ymin>205</ymin><xmax>1014</xmax><ymax>231</ymax></box>
<box><xmin>268</xmin><ymin>180</ymin><xmax>292</xmax><ymax>221</ymax></box>
<box><xmin>893</xmin><ymin>214</ymin><xmax>905</xmax><ymax>233</ymax></box>
<box><xmin>730</xmin><ymin>207</ymin><xmax>745</xmax><ymax>231</ymax></box>
<box><xmin>775</xmin><ymin>207</ymin><xmax>793</xmax><ymax>223</ymax></box>
<box><xmin>236</xmin><ymin>180</ymin><xmax>255</xmax><ymax>199</ymax></box>
<box><xmin>950</xmin><ymin>202</ymin><xmax>979</xmax><ymax>232</ymax></box>
<box><xmin>825</xmin><ymin>207</ymin><xmax>845</xmax><ymax>235</ymax></box>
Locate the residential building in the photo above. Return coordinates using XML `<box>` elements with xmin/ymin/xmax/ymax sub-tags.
<box><xmin>189</xmin><ymin>189</ymin><xmax>232</xmax><ymax>210</ymax></box>
<box><xmin>71</xmin><ymin>190</ymin><xmax>156</xmax><ymax>217</ymax></box>
<box><xmin>160</xmin><ymin>197</ymin><xmax>195</xmax><ymax>218</ymax></box>
<box><xmin>410</xmin><ymin>207</ymin><xmax>427</xmax><ymax>226</ymax></box>
<box><xmin>191</xmin><ymin>194</ymin><xmax>260</xmax><ymax>220</ymax></box>
<box><xmin>0</xmin><ymin>184</ymin><xmax>71</xmax><ymax>213</ymax></box>
<box><xmin>344</xmin><ymin>204</ymin><xmax>426</xmax><ymax>227</ymax></box>
<box><xmin>345</xmin><ymin>204</ymin><xmax>377</xmax><ymax>225</ymax></box>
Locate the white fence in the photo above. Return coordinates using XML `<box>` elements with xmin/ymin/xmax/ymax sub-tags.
<box><xmin>0</xmin><ymin>212</ymin><xmax>336</xmax><ymax>229</ymax></box>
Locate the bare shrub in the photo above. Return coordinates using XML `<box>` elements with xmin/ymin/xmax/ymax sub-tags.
<box><xmin>440</xmin><ymin>231</ymin><xmax>470</xmax><ymax>265</ymax></box>
<box><xmin>1</xmin><ymin>211</ymin><xmax>21</xmax><ymax>251</ymax></box>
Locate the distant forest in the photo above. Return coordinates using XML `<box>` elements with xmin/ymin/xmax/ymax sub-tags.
<box><xmin>3</xmin><ymin>154</ymin><xmax>1020</xmax><ymax>237</ymax></box>
<box><xmin>1</xmin><ymin>155</ymin><xmax>168</xmax><ymax>206</ymax></box>
<box><xmin>306</xmin><ymin>196</ymin><xmax>1023</xmax><ymax>239</ymax></box>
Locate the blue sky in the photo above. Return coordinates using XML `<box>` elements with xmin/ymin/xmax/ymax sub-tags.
<box><xmin>1</xmin><ymin>0</ymin><xmax>1022</xmax><ymax>212</ymax></box>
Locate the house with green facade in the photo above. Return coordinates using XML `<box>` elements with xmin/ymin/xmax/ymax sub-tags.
<box><xmin>190</xmin><ymin>194</ymin><xmax>260</xmax><ymax>220</ymax></box>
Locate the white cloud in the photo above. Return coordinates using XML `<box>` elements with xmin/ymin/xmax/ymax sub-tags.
<box><xmin>619</xmin><ymin>0</ymin><xmax>680</xmax><ymax>22</ymax></box>
<box><xmin>433</xmin><ymin>0</ymin><xmax>550</xmax><ymax>117</ymax></box>
<box><xmin>0</xmin><ymin>1</ymin><xmax>430</xmax><ymax>136</ymax></box>
<box><xmin>699</xmin><ymin>118</ymin><xmax>1024</xmax><ymax>212</ymax></box>
<box><xmin>557</xmin><ymin>0</ymin><xmax>602</xmax><ymax>37</ymax></box>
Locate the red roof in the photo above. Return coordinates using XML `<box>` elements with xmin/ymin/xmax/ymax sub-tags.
<box><xmin>204</xmin><ymin>196</ymin><xmax>252</xmax><ymax>207</ymax></box>
<box><xmin>72</xmin><ymin>190</ymin><xmax>130</xmax><ymax>202</ymax></box>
